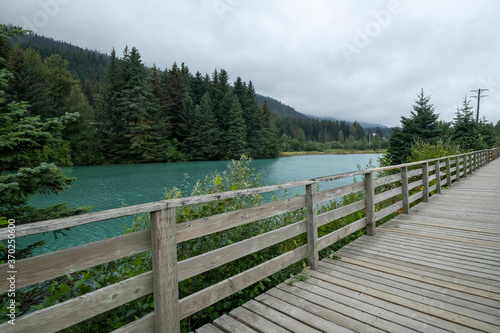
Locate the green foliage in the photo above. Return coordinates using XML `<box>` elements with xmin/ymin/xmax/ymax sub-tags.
<box><xmin>408</xmin><ymin>140</ymin><xmax>461</xmax><ymax>162</ymax></box>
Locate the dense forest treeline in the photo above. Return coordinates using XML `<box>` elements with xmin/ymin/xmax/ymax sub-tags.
<box><xmin>4</xmin><ymin>32</ymin><xmax>388</xmax><ymax>167</ymax></box>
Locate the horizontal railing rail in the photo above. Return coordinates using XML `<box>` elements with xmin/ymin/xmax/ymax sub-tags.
<box><xmin>0</xmin><ymin>148</ymin><xmax>498</xmax><ymax>332</ymax></box>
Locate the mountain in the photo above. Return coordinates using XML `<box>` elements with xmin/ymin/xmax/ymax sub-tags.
<box><xmin>306</xmin><ymin>115</ymin><xmax>389</xmax><ymax>129</ymax></box>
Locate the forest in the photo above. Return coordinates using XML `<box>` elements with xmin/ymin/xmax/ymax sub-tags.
<box><xmin>3</xmin><ymin>31</ymin><xmax>389</xmax><ymax>168</ymax></box>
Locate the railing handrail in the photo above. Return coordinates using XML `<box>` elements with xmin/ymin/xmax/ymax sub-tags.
<box><xmin>0</xmin><ymin>147</ymin><xmax>498</xmax><ymax>332</ymax></box>
<box><xmin>1</xmin><ymin>148</ymin><xmax>497</xmax><ymax>241</ymax></box>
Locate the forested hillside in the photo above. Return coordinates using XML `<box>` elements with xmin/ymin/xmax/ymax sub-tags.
<box><xmin>4</xmin><ymin>31</ymin><xmax>388</xmax><ymax>166</ymax></box>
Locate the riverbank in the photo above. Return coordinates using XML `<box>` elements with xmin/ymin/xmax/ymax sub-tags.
<box><xmin>281</xmin><ymin>149</ymin><xmax>386</xmax><ymax>157</ymax></box>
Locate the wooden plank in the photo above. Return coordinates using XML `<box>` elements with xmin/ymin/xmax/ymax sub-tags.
<box><xmin>243</xmin><ymin>295</ymin><xmax>321</xmax><ymax>333</ymax></box>
<box><xmin>316</xmin><ymin>182</ymin><xmax>364</xmax><ymax>203</ymax></box>
<box><xmin>374</xmin><ymin>202</ymin><xmax>403</xmax><ymax>221</ymax></box>
<box><xmin>150</xmin><ymin>208</ymin><xmax>179</xmax><ymax>332</ymax></box>
<box><xmin>365</xmin><ymin>172</ymin><xmax>375</xmax><ymax>236</ymax></box>
<box><xmin>178</xmin><ymin>219</ymin><xmax>306</xmax><ymax>282</ymax></box>
<box><xmin>318</xmin><ymin>262</ymin><xmax>500</xmax><ymax>325</ymax></box>
<box><xmin>374</xmin><ymin>172</ymin><xmax>401</xmax><ymax>187</ymax></box>
<box><xmin>309</xmin><ymin>270</ymin><xmax>499</xmax><ymax>332</ymax></box>
<box><xmin>423</xmin><ymin>162</ymin><xmax>429</xmax><ymax>202</ymax></box>
<box><xmin>317</xmin><ymin>218</ymin><xmax>366</xmax><ymax>251</ymax></box>
<box><xmin>282</xmin><ymin>279</ymin><xmax>447</xmax><ymax>333</ymax></box>
<box><xmin>343</xmin><ymin>240</ymin><xmax>500</xmax><ymax>283</ymax></box>
<box><xmin>374</xmin><ymin>187</ymin><xmax>401</xmax><ymax>204</ymax></box>
<box><xmin>321</xmin><ymin>258</ymin><xmax>500</xmax><ymax>314</ymax></box>
<box><xmin>268</xmin><ymin>286</ymin><xmax>387</xmax><ymax>333</ymax></box>
<box><xmin>111</xmin><ymin>312</ymin><xmax>155</xmax><ymax>333</ymax></box>
<box><xmin>0</xmin><ymin>272</ymin><xmax>153</xmax><ymax>333</ymax></box>
<box><xmin>316</xmin><ymin>200</ymin><xmax>365</xmax><ymax>227</ymax></box>
<box><xmin>253</xmin><ymin>294</ymin><xmax>351</xmax><ymax>333</ymax></box>
<box><xmin>195</xmin><ymin>324</ymin><xmax>225</xmax><ymax>333</ymax></box>
<box><xmin>178</xmin><ymin>244</ymin><xmax>308</xmax><ymax>319</ymax></box>
<box><xmin>229</xmin><ymin>306</ymin><xmax>291</xmax><ymax>333</ymax></box>
<box><xmin>0</xmin><ymin>229</ymin><xmax>150</xmax><ymax>292</ymax></box>
<box><xmin>176</xmin><ymin>195</ymin><xmax>305</xmax><ymax>243</ymax></box>
<box><xmin>401</xmin><ymin>166</ymin><xmax>409</xmax><ymax>213</ymax></box>
<box><xmin>306</xmin><ymin>183</ymin><xmax>319</xmax><ymax>270</ymax></box>
<box><xmin>213</xmin><ymin>314</ymin><xmax>258</xmax><ymax>333</ymax></box>
<box><xmin>337</xmin><ymin>252</ymin><xmax>500</xmax><ymax>300</ymax></box>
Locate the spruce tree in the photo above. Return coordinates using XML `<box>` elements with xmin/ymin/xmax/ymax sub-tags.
<box><xmin>387</xmin><ymin>89</ymin><xmax>442</xmax><ymax>164</ymax></box>
<box><xmin>452</xmin><ymin>96</ymin><xmax>481</xmax><ymax>151</ymax></box>
<box><xmin>186</xmin><ymin>93</ymin><xmax>219</xmax><ymax>160</ymax></box>
<box><xmin>96</xmin><ymin>48</ymin><xmax>126</xmax><ymax>162</ymax></box>
<box><xmin>222</xmin><ymin>92</ymin><xmax>247</xmax><ymax>159</ymax></box>
<box><xmin>118</xmin><ymin>47</ymin><xmax>163</xmax><ymax>162</ymax></box>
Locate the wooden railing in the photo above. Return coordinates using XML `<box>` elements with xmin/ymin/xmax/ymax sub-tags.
<box><xmin>1</xmin><ymin>148</ymin><xmax>499</xmax><ymax>332</ymax></box>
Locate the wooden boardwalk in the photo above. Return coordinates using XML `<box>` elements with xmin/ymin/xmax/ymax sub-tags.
<box><xmin>196</xmin><ymin>160</ymin><xmax>500</xmax><ymax>333</ymax></box>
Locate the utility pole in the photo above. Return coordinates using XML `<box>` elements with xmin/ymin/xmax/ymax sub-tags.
<box><xmin>470</xmin><ymin>88</ymin><xmax>489</xmax><ymax>123</ymax></box>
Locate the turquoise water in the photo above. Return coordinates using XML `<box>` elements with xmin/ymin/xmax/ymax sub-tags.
<box><xmin>23</xmin><ymin>154</ymin><xmax>380</xmax><ymax>253</ymax></box>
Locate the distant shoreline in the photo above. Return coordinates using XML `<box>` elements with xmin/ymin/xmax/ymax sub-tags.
<box><xmin>280</xmin><ymin>149</ymin><xmax>386</xmax><ymax>157</ymax></box>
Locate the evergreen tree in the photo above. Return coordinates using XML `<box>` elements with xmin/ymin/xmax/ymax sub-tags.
<box><xmin>260</xmin><ymin>99</ymin><xmax>280</xmax><ymax>158</ymax></box>
<box><xmin>387</xmin><ymin>89</ymin><xmax>442</xmax><ymax>164</ymax></box>
<box><xmin>162</xmin><ymin>62</ymin><xmax>188</xmax><ymax>133</ymax></box>
<box><xmin>452</xmin><ymin>96</ymin><xmax>481</xmax><ymax>151</ymax></box>
<box><xmin>0</xmin><ymin>24</ymin><xmax>90</xmax><ymax>226</ymax></box>
<box><xmin>96</xmin><ymin>48</ymin><xmax>126</xmax><ymax>162</ymax></box>
<box><xmin>222</xmin><ymin>92</ymin><xmax>247</xmax><ymax>159</ymax></box>
<box><xmin>186</xmin><ymin>93</ymin><xmax>219</xmax><ymax>160</ymax></box>
<box><xmin>189</xmin><ymin>71</ymin><xmax>207</xmax><ymax>105</ymax></box>
<box><xmin>118</xmin><ymin>47</ymin><xmax>163</xmax><ymax>162</ymax></box>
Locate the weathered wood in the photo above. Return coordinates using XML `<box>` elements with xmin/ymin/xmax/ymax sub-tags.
<box><xmin>408</xmin><ymin>179</ymin><xmax>423</xmax><ymax>191</ymax></box>
<box><xmin>364</xmin><ymin>172</ymin><xmax>375</xmax><ymax>236</ymax></box>
<box><xmin>178</xmin><ymin>244</ymin><xmax>308</xmax><ymax>320</ymax></box>
<box><xmin>445</xmin><ymin>158</ymin><xmax>452</xmax><ymax>187</ymax></box>
<box><xmin>435</xmin><ymin>160</ymin><xmax>442</xmax><ymax>194</ymax></box>
<box><xmin>374</xmin><ymin>187</ymin><xmax>401</xmax><ymax>205</ymax></box>
<box><xmin>178</xmin><ymin>219</ymin><xmax>307</xmax><ymax>282</ymax></box>
<box><xmin>0</xmin><ymin>272</ymin><xmax>153</xmax><ymax>333</ymax></box>
<box><xmin>229</xmin><ymin>305</ymin><xmax>291</xmax><ymax>333</ymax></box>
<box><xmin>374</xmin><ymin>172</ymin><xmax>401</xmax><ymax>187</ymax></box>
<box><xmin>317</xmin><ymin>218</ymin><xmax>366</xmax><ymax>251</ymax></box>
<box><xmin>0</xmin><ymin>229</ymin><xmax>150</xmax><ymax>292</ymax></box>
<box><xmin>213</xmin><ymin>314</ymin><xmax>258</xmax><ymax>333</ymax></box>
<box><xmin>374</xmin><ymin>202</ymin><xmax>403</xmax><ymax>221</ymax></box>
<box><xmin>456</xmin><ymin>156</ymin><xmax>461</xmax><ymax>181</ymax></box>
<box><xmin>150</xmin><ymin>208</ymin><xmax>179</xmax><ymax>333</ymax></box>
<box><xmin>195</xmin><ymin>323</ymin><xmax>225</xmax><ymax>333</ymax></box>
<box><xmin>111</xmin><ymin>312</ymin><xmax>155</xmax><ymax>333</ymax></box>
<box><xmin>306</xmin><ymin>184</ymin><xmax>319</xmax><ymax>270</ymax></box>
<box><xmin>422</xmin><ymin>162</ymin><xmax>429</xmax><ymax>202</ymax></box>
<box><xmin>316</xmin><ymin>181</ymin><xmax>364</xmax><ymax>203</ymax></box>
<box><xmin>316</xmin><ymin>200</ymin><xmax>365</xmax><ymax>227</ymax></box>
<box><xmin>176</xmin><ymin>195</ymin><xmax>305</xmax><ymax>243</ymax></box>
<box><xmin>401</xmin><ymin>166</ymin><xmax>409</xmax><ymax>214</ymax></box>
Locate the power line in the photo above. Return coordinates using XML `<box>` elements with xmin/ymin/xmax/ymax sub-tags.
<box><xmin>470</xmin><ymin>88</ymin><xmax>489</xmax><ymax>122</ymax></box>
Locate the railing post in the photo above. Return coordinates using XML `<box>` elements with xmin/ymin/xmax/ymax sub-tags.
<box><xmin>473</xmin><ymin>152</ymin><xmax>477</xmax><ymax>172</ymax></box>
<box><xmin>305</xmin><ymin>183</ymin><xmax>319</xmax><ymax>270</ymax></box>
<box><xmin>445</xmin><ymin>158</ymin><xmax>452</xmax><ymax>187</ymax></box>
<box><xmin>365</xmin><ymin>171</ymin><xmax>375</xmax><ymax>236</ymax></box>
<box><xmin>422</xmin><ymin>162</ymin><xmax>429</xmax><ymax>202</ymax></box>
<box><xmin>150</xmin><ymin>208</ymin><xmax>180</xmax><ymax>333</ymax></box>
<box><xmin>435</xmin><ymin>160</ymin><xmax>441</xmax><ymax>194</ymax></box>
<box><xmin>463</xmin><ymin>155</ymin><xmax>468</xmax><ymax>178</ymax></box>
<box><xmin>401</xmin><ymin>166</ymin><xmax>409</xmax><ymax>214</ymax></box>
<box><xmin>456</xmin><ymin>156</ymin><xmax>461</xmax><ymax>182</ymax></box>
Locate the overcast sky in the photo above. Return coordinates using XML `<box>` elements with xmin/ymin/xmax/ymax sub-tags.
<box><xmin>1</xmin><ymin>0</ymin><xmax>499</xmax><ymax>127</ymax></box>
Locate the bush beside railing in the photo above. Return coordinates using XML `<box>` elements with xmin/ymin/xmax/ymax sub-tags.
<box><xmin>0</xmin><ymin>148</ymin><xmax>498</xmax><ymax>332</ymax></box>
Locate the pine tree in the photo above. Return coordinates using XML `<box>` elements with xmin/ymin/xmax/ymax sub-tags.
<box><xmin>260</xmin><ymin>99</ymin><xmax>280</xmax><ymax>158</ymax></box>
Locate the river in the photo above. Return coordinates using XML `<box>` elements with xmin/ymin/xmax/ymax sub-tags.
<box><xmin>23</xmin><ymin>154</ymin><xmax>381</xmax><ymax>254</ymax></box>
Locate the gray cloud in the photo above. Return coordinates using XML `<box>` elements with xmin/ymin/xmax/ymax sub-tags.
<box><xmin>1</xmin><ymin>0</ymin><xmax>499</xmax><ymax>127</ymax></box>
